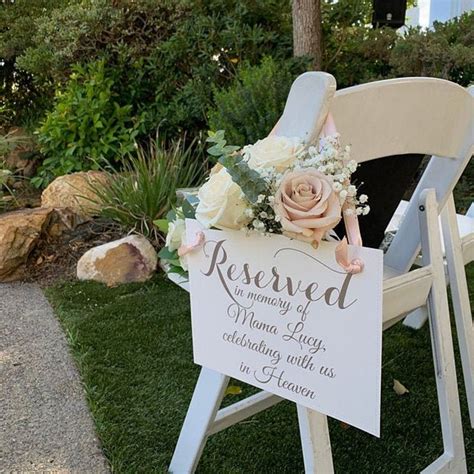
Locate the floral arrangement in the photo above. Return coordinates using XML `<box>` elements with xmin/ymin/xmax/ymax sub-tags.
<box><xmin>156</xmin><ymin>130</ymin><xmax>369</xmax><ymax>276</ymax></box>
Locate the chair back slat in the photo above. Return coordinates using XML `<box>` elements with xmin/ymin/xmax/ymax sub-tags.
<box><xmin>276</xmin><ymin>74</ymin><xmax>473</xmax><ymax>271</ymax></box>
<box><xmin>331</xmin><ymin>77</ymin><xmax>473</xmax><ymax>163</ymax></box>
<box><xmin>328</xmin><ymin>77</ymin><xmax>474</xmax><ymax>271</ymax></box>
<box><xmin>273</xmin><ymin>72</ymin><xmax>336</xmax><ymax>143</ymax></box>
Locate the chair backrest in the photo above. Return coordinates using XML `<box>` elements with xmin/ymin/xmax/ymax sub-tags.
<box><xmin>273</xmin><ymin>72</ymin><xmax>336</xmax><ymax>143</ymax></box>
<box><xmin>276</xmin><ymin>73</ymin><xmax>474</xmax><ymax>273</ymax></box>
<box><xmin>331</xmin><ymin>77</ymin><xmax>473</xmax><ymax>163</ymax></box>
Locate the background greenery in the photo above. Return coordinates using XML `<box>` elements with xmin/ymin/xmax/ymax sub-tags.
<box><xmin>1</xmin><ymin>0</ymin><xmax>473</xmax><ymax>229</ymax></box>
<box><xmin>2</xmin><ymin>2</ymin><xmax>473</xmax><ymax>157</ymax></box>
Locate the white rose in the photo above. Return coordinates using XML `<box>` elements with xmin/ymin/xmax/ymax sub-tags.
<box><xmin>244</xmin><ymin>135</ymin><xmax>304</xmax><ymax>172</ymax></box>
<box><xmin>196</xmin><ymin>168</ymin><xmax>249</xmax><ymax>230</ymax></box>
<box><xmin>166</xmin><ymin>218</ymin><xmax>186</xmax><ymax>252</ymax></box>
<box><xmin>178</xmin><ymin>233</ymin><xmax>188</xmax><ymax>271</ymax></box>
<box><xmin>165</xmin><ymin>218</ymin><xmax>188</xmax><ymax>270</ymax></box>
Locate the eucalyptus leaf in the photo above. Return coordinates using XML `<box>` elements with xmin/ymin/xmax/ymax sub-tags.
<box><xmin>218</xmin><ymin>154</ymin><xmax>268</xmax><ymax>203</ymax></box>
<box><xmin>158</xmin><ymin>247</ymin><xmax>178</xmax><ymax>260</ymax></box>
<box><xmin>182</xmin><ymin>198</ymin><xmax>196</xmax><ymax>219</ymax></box>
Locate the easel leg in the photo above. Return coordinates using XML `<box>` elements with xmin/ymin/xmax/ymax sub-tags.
<box><xmin>169</xmin><ymin>367</ymin><xmax>230</xmax><ymax>474</ymax></box>
<box><xmin>419</xmin><ymin>190</ymin><xmax>466</xmax><ymax>473</ymax></box>
<box><xmin>297</xmin><ymin>405</ymin><xmax>334</xmax><ymax>474</ymax></box>
<box><xmin>441</xmin><ymin>195</ymin><xmax>474</xmax><ymax>428</ymax></box>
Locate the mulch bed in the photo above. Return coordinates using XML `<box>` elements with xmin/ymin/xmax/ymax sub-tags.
<box><xmin>25</xmin><ymin>218</ymin><xmax>126</xmax><ymax>287</ymax></box>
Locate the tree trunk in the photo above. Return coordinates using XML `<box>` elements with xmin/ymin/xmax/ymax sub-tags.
<box><xmin>292</xmin><ymin>0</ymin><xmax>322</xmax><ymax>70</ymax></box>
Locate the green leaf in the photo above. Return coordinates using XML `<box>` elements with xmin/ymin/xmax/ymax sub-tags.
<box><xmin>182</xmin><ymin>198</ymin><xmax>196</xmax><ymax>219</ymax></box>
<box><xmin>218</xmin><ymin>154</ymin><xmax>268</xmax><ymax>203</ymax></box>
<box><xmin>168</xmin><ymin>265</ymin><xmax>188</xmax><ymax>278</ymax></box>
<box><xmin>225</xmin><ymin>385</ymin><xmax>242</xmax><ymax>396</ymax></box>
<box><xmin>158</xmin><ymin>247</ymin><xmax>178</xmax><ymax>260</ymax></box>
<box><xmin>207</xmin><ymin>144</ymin><xmax>225</xmax><ymax>157</ymax></box>
<box><xmin>154</xmin><ymin>219</ymin><xmax>169</xmax><ymax>233</ymax></box>
<box><xmin>166</xmin><ymin>209</ymin><xmax>177</xmax><ymax>222</ymax></box>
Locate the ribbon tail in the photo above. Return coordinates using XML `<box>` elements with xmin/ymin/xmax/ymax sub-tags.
<box><xmin>342</xmin><ymin>202</ymin><xmax>363</xmax><ymax>247</ymax></box>
<box><xmin>178</xmin><ymin>231</ymin><xmax>205</xmax><ymax>257</ymax></box>
<box><xmin>335</xmin><ymin>237</ymin><xmax>364</xmax><ymax>274</ymax></box>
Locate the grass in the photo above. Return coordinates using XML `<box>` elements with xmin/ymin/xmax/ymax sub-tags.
<box><xmin>46</xmin><ymin>265</ymin><xmax>474</xmax><ymax>473</ymax></box>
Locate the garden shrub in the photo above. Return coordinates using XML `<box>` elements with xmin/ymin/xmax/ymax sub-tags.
<box><xmin>0</xmin><ymin>0</ymin><xmax>69</xmax><ymax>127</ymax></box>
<box><xmin>3</xmin><ymin>0</ymin><xmax>473</xmax><ymax>152</ymax></box>
<box><xmin>208</xmin><ymin>57</ymin><xmax>308</xmax><ymax>146</ymax></box>
<box><xmin>89</xmin><ymin>136</ymin><xmax>206</xmax><ymax>243</ymax></box>
<box><xmin>14</xmin><ymin>0</ymin><xmax>293</xmax><ymax>140</ymax></box>
<box><xmin>33</xmin><ymin>60</ymin><xmax>142</xmax><ymax>188</ymax></box>
<box><xmin>390</xmin><ymin>13</ymin><xmax>474</xmax><ymax>86</ymax></box>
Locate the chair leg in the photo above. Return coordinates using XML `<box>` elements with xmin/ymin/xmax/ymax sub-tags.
<box><xmin>297</xmin><ymin>405</ymin><xmax>334</xmax><ymax>474</ymax></box>
<box><xmin>169</xmin><ymin>367</ymin><xmax>230</xmax><ymax>474</ymax></box>
<box><xmin>441</xmin><ymin>194</ymin><xmax>474</xmax><ymax>429</ymax></box>
<box><xmin>418</xmin><ymin>190</ymin><xmax>466</xmax><ymax>473</ymax></box>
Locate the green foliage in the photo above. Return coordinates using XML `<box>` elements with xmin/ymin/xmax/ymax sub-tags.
<box><xmin>208</xmin><ymin>57</ymin><xmax>306</xmax><ymax>146</ymax></box>
<box><xmin>0</xmin><ymin>0</ymin><xmax>68</xmax><ymax>126</ymax></box>
<box><xmin>390</xmin><ymin>13</ymin><xmax>474</xmax><ymax>86</ymax></box>
<box><xmin>206</xmin><ymin>130</ymin><xmax>268</xmax><ymax>204</ymax></box>
<box><xmin>322</xmin><ymin>7</ymin><xmax>474</xmax><ymax>88</ymax></box>
<box><xmin>33</xmin><ymin>60</ymin><xmax>141</xmax><ymax>188</ymax></box>
<box><xmin>89</xmin><ymin>137</ymin><xmax>205</xmax><ymax>243</ymax></box>
<box><xmin>3</xmin><ymin>0</ymin><xmax>473</xmax><ymax>147</ymax></box>
<box><xmin>209</xmin><ymin>11</ymin><xmax>473</xmax><ymax>147</ymax></box>
<box><xmin>206</xmin><ymin>129</ymin><xmax>240</xmax><ymax>158</ymax></box>
<box><xmin>219</xmin><ymin>152</ymin><xmax>269</xmax><ymax>204</ymax></box>
<box><xmin>15</xmin><ymin>0</ymin><xmax>293</xmax><ymax>139</ymax></box>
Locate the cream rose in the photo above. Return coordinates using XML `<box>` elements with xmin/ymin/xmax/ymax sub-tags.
<box><xmin>165</xmin><ymin>218</ymin><xmax>188</xmax><ymax>270</ymax></box>
<box><xmin>244</xmin><ymin>135</ymin><xmax>304</xmax><ymax>172</ymax></box>
<box><xmin>274</xmin><ymin>169</ymin><xmax>342</xmax><ymax>247</ymax></box>
<box><xmin>196</xmin><ymin>168</ymin><xmax>249</xmax><ymax>230</ymax></box>
<box><xmin>165</xmin><ymin>218</ymin><xmax>185</xmax><ymax>252</ymax></box>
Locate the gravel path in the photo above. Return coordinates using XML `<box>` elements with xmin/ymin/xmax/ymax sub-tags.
<box><xmin>0</xmin><ymin>283</ymin><xmax>109</xmax><ymax>473</ymax></box>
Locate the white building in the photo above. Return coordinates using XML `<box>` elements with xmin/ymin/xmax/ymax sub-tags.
<box><xmin>406</xmin><ymin>0</ymin><xmax>473</xmax><ymax>28</ymax></box>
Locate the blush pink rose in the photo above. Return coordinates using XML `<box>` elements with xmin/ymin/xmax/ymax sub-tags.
<box><xmin>274</xmin><ymin>169</ymin><xmax>342</xmax><ymax>247</ymax></box>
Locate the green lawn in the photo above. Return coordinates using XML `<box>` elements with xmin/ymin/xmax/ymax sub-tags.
<box><xmin>46</xmin><ymin>265</ymin><xmax>474</xmax><ymax>473</ymax></box>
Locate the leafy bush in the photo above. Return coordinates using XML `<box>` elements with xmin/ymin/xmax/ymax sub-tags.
<box><xmin>0</xmin><ymin>130</ymin><xmax>26</xmax><ymax>208</ymax></box>
<box><xmin>208</xmin><ymin>57</ymin><xmax>308</xmax><ymax>146</ymax></box>
<box><xmin>0</xmin><ymin>0</ymin><xmax>66</xmax><ymax>126</ymax></box>
<box><xmin>89</xmin><ymin>137</ymin><xmax>206</xmax><ymax>243</ymax></box>
<box><xmin>4</xmin><ymin>0</ymin><xmax>473</xmax><ymax>144</ymax></box>
<box><xmin>15</xmin><ymin>0</ymin><xmax>293</xmax><ymax>140</ymax></box>
<box><xmin>33</xmin><ymin>61</ymin><xmax>142</xmax><ymax>188</ymax></box>
<box><xmin>390</xmin><ymin>13</ymin><xmax>474</xmax><ymax>86</ymax></box>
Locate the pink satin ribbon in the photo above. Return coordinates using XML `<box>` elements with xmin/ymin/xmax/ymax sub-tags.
<box><xmin>178</xmin><ymin>231</ymin><xmax>205</xmax><ymax>257</ymax></box>
<box><xmin>321</xmin><ymin>113</ymin><xmax>364</xmax><ymax>273</ymax></box>
<box><xmin>335</xmin><ymin>237</ymin><xmax>364</xmax><ymax>274</ymax></box>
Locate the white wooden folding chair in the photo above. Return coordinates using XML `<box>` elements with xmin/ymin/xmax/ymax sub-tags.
<box><xmin>168</xmin><ymin>74</ymin><xmax>473</xmax><ymax>473</ymax></box>
<box><xmin>388</xmin><ymin>196</ymin><xmax>474</xmax><ymax>427</ymax></box>
<box><xmin>394</xmin><ymin>85</ymin><xmax>474</xmax><ymax>428</ymax></box>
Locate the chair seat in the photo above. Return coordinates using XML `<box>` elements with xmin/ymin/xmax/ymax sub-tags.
<box><xmin>387</xmin><ymin>200</ymin><xmax>474</xmax><ymax>257</ymax></box>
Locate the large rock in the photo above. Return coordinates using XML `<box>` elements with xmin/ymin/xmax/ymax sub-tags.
<box><xmin>41</xmin><ymin>171</ymin><xmax>108</xmax><ymax>220</ymax></box>
<box><xmin>77</xmin><ymin>235</ymin><xmax>157</xmax><ymax>287</ymax></box>
<box><xmin>0</xmin><ymin>208</ymin><xmax>54</xmax><ymax>281</ymax></box>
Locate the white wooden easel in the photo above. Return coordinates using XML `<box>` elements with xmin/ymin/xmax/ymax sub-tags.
<box><xmin>168</xmin><ymin>74</ymin><xmax>473</xmax><ymax>473</ymax></box>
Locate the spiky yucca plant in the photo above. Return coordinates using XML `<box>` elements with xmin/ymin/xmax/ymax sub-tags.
<box><xmin>89</xmin><ymin>137</ymin><xmax>206</xmax><ymax>244</ymax></box>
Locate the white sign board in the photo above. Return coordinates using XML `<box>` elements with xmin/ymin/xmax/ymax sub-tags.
<box><xmin>186</xmin><ymin>219</ymin><xmax>383</xmax><ymax>436</ymax></box>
